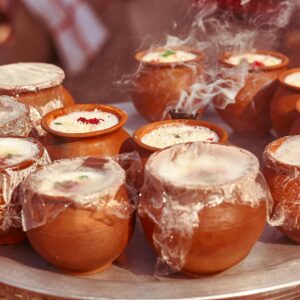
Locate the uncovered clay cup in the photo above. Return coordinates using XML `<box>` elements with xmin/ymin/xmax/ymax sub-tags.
<box><xmin>263</xmin><ymin>135</ymin><xmax>300</xmax><ymax>243</ymax></box>
<box><xmin>20</xmin><ymin>157</ymin><xmax>134</xmax><ymax>275</ymax></box>
<box><xmin>0</xmin><ymin>136</ymin><xmax>48</xmax><ymax>245</ymax></box>
<box><xmin>139</xmin><ymin>142</ymin><xmax>269</xmax><ymax>275</ymax></box>
<box><xmin>41</xmin><ymin>104</ymin><xmax>134</xmax><ymax>160</ymax></box>
<box><xmin>215</xmin><ymin>50</ymin><xmax>289</xmax><ymax>135</ymax></box>
<box><xmin>271</xmin><ymin>69</ymin><xmax>300</xmax><ymax>136</ymax></box>
<box><xmin>131</xmin><ymin>47</ymin><xmax>204</xmax><ymax>122</ymax></box>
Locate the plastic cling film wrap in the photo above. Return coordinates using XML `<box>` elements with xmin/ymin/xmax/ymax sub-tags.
<box><xmin>139</xmin><ymin>142</ymin><xmax>271</xmax><ymax>274</ymax></box>
<box><xmin>263</xmin><ymin>136</ymin><xmax>300</xmax><ymax>230</ymax></box>
<box><xmin>20</xmin><ymin>152</ymin><xmax>143</xmax><ymax>231</ymax></box>
<box><xmin>0</xmin><ymin>96</ymin><xmax>33</xmax><ymax>137</ymax></box>
<box><xmin>0</xmin><ymin>137</ymin><xmax>50</xmax><ymax>232</ymax></box>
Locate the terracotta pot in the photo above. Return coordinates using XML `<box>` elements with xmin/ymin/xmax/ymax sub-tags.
<box><xmin>0</xmin><ymin>96</ymin><xmax>32</xmax><ymax>136</ymax></box>
<box><xmin>133</xmin><ymin>119</ymin><xmax>228</xmax><ymax>159</ymax></box>
<box><xmin>131</xmin><ymin>47</ymin><xmax>205</xmax><ymax>122</ymax></box>
<box><xmin>263</xmin><ymin>136</ymin><xmax>300</xmax><ymax>243</ymax></box>
<box><xmin>270</xmin><ymin>69</ymin><xmax>300</xmax><ymax>136</ymax></box>
<box><xmin>21</xmin><ymin>157</ymin><xmax>134</xmax><ymax>274</ymax></box>
<box><xmin>139</xmin><ymin>142</ymin><xmax>268</xmax><ymax>275</ymax></box>
<box><xmin>0</xmin><ymin>63</ymin><xmax>74</xmax><ymax>120</ymax></box>
<box><xmin>215</xmin><ymin>50</ymin><xmax>289</xmax><ymax>135</ymax></box>
<box><xmin>290</xmin><ymin>100</ymin><xmax>300</xmax><ymax>135</ymax></box>
<box><xmin>41</xmin><ymin>104</ymin><xmax>134</xmax><ymax>161</ymax></box>
<box><xmin>0</xmin><ymin>136</ymin><xmax>46</xmax><ymax>245</ymax></box>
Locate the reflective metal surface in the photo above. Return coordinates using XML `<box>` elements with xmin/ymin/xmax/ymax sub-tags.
<box><xmin>0</xmin><ymin>103</ymin><xmax>299</xmax><ymax>300</ymax></box>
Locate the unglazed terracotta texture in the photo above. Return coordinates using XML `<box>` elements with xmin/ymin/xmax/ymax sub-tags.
<box><xmin>0</xmin><ymin>137</ymin><xmax>45</xmax><ymax>245</ymax></box>
<box><xmin>215</xmin><ymin>50</ymin><xmax>289</xmax><ymax>135</ymax></box>
<box><xmin>290</xmin><ymin>100</ymin><xmax>300</xmax><ymax>135</ymax></box>
<box><xmin>41</xmin><ymin>104</ymin><xmax>134</xmax><ymax>160</ymax></box>
<box><xmin>271</xmin><ymin>69</ymin><xmax>300</xmax><ymax>136</ymax></box>
<box><xmin>131</xmin><ymin>48</ymin><xmax>204</xmax><ymax>122</ymax></box>
<box><xmin>139</xmin><ymin>142</ymin><xmax>268</xmax><ymax>275</ymax></box>
<box><xmin>133</xmin><ymin>119</ymin><xmax>228</xmax><ymax>159</ymax></box>
<box><xmin>263</xmin><ymin>136</ymin><xmax>300</xmax><ymax>243</ymax></box>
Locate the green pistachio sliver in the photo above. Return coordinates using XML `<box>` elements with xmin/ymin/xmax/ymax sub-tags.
<box><xmin>54</xmin><ymin>122</ymin><xmax>62</xmax><ymax>125</ymax></box>
<box><xmin>79</xmin><ymin>175</ymin><xmax>88</xmax><ymax>180</ymax></box>
<box><xmin>174</xmin><ymin>134</ymin><xmax>180</xmax><ymax>138</ymax></box>
<box><xmin>6</xmin><ymin>153</ymin><xmax>13</xmax><ymax>159</ymax></box>
<box><xmin>161</xmin><ymin>50</ymin><xmax>176</xmax><ymax>57</ymax></box>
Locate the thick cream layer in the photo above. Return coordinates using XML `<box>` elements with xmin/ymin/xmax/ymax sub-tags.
<box><xmin>285</xmin><ymin>72</ymin><xmax>300</xmax><ymax>88</ymax></box>
<box><xmin>142</xmin><ymin>50</ymin><xmax>197</xmax><ymax>63</ymax></box>
<box><xmin>273</xmin><ymin>137</ymin><xmax>300</xmax><ymax>166</ymax></box>
<box><xmin>149</xmin><ymin>143</ymin><xmax>256</xmax><ymax>187</ymax></box>
<box><xmin>0</xmin><ymin>138</ymin><xmax>39</xmax><ymax>166</ymax></box>
<box><xmin>141</xmin><ymin>124</ymin><xmax>219</xmax><ymax>149</ymax></box>
<box><xmin>226</xmin><ymin>53</ymin><xmax>282</xmax><ymax>67</ymax></box>
<box><xmin>50</xmin><ymin>110</ymin><xmax>119</xmax><ymax>133</ymax></box>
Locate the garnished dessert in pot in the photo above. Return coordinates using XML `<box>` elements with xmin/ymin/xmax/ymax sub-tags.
<box><xmin>20</xmin><ymin>157</ymin><xmax>135</xmax><ymax>275</ymax></box>
<box><xmin>133</xmin><ymin>119</ymin><xmax>228</xmax><ymax>159</ymax></box>
<box><xmin>0</xmin><ymin>95</ymin><xmax>32</xmax><ymax>136</ymax></box>
<box><xmin>41</xmin><ymin>104</ymin><xmax>133</xmax><ymax>160</ymax></box>
<box><xmin>215</xmin><ymin>50</ymin><xmax>289</xmax><ymax>135</ymax></box>
<box><xmin>0</xmin><ymin>137</ymin><xmax>48</xmax><ymax>245</ymax></box>
<box><xmin>139</xmin><ymin>142</ymin><xmax>269</xmax><ymax>275</ymax></box>
<box><xmin>263</xmin><ymin>136</ymin><xmax>300</xmax><ymax>243</ymax></box>
<box><xmin>142</xmin><ymin>49</ymin><xmax>197</xmax><ymax>64</ymax></box>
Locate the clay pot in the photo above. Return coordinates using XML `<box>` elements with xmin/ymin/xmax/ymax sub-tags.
<box><xmin>131</xmin><ymin>47</ymin><xmax>204</xmax><ymax>122</ymax></box>
<box><xmin>270</xmin><ymin>69</ymin><xmax>300</xmax><ymax>136</ymax></box>
<box><xmin>215</xmin><ymin>50</ymin><xmax>289</xmax><ymax>135</ymax></box>
<box><xmin>139</xmin><ymin>142</ymin><xmax>268</xmax><ymax>275</ymax></box>
<box><xmin>41</xmin><ymin>104</ymin><xmax>134</xmax><ymax>161</ymax></box>
<box><xmin>133</xmin><ymin>119</ymin><xmax>228</xmax><ymax>159</ymax></box>
<box><xmin>22</xmin><ymin>157</ymin><xmax>134</xmax><ymax>274</ymax></box>
<box><xmin>263</xmin><ymin>136</ymin><xmax>300</xmax><ymax>243</ymax></box>
<box><xmin>0</xmin><ymin>136</ymin><xmax>46</xmax><ymax>245</ymax></box>
<box><xmin>0</xmin><ymin>63</ymin><xmax>74</xmax><ymax>115</ymax></box>
<box><xmin>290</xmin><ymin>100</ymin><xmax>300</xmax><ymax>135</ymax></box>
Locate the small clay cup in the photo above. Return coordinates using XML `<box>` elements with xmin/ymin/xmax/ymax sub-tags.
<box><xmin>290</xmin><ymin>100</ymin><xmax>300</xmax><ymax>135</ymax></box>
<box><xmin>215</xmin><ymin>50</ymin><xmax>289</xmax><ymax>135</ymax></box>
<box><xmin>133</xmin><ymin>119</ymin><xmax>228</xmax><ymax>159</ymax></box>
<box><xmin>22</xmin><ymin>158</ymin><xmax>134</xmax><ymax>274</ymax></box>
<box><xmin>41</xmin><ymin>104</ymin><xmax>134</xmax><ymax>160</ymax></box>
<box><xmin>131</xmin><ymin>47</ymin><xmax>205</xmax><ymax>122</ymax></box>
<box><xmin>271</xmin><ymin>69</ymin><xmax>300</xmax><ymax>136</ymax></box>
<box><xmin>0</xmin><ymin>63</ymin><xmax>74</xmax><ymax>110</ymax></box>
<box><xmin>139</xmin><ymin>142</ymin><xmax>267</xmax><ymax>275</ymax></box>
<box><xmin>263</xmin><ymin>136</ymin><xmax>300</xmax><ymax>243</ymax></box>
<box><xmin>0</xmin><ymin>136</ymin><xmax>45</xmax><ymax>245</ymax></box>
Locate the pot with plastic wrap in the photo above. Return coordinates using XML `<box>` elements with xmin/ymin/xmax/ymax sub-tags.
<box><xmin>19</xmin><ymin>155</ymin><xmax>141</xmax><ymax>275</ymax></box>
<box><xmin>0</xmin><ymin>136</ymin><xmax>49</xmax><ymax>245</ymax></box>
<box><xmin>139</xmin><ymin>142</ymin><xmax>270</xmax><ymax>275</ymax></box>
<box><xmin>263</xmin><ymin>136</ymin><xmax>300</xmax><ymax>243</ymax></box>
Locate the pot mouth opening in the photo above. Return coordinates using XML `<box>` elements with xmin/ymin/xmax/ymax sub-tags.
<box><xmin>265</xmin><ymin>136</ymin><xmax>300</xmax><ymax>169</ymax></box>
<box><xmin>279</xmin><ymin>69</ymin><xmax>300</xmax><ymax>90</ymax></box>
<box><xmin>41</xmin><ymin>104</ymin><xmax>128</xmax><ymax>139</ymax></box>
<box><xmin>146</xmin><ymin>142</ymin><xmax>259</xmax><ymax>190</ymax></box>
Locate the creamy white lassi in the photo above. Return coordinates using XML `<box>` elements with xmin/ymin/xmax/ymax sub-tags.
<box><xmin>273</xmin><ymin>136</ymin><xmax>300</xmax><ymax>166</ymax></box>
<box><xmin>142</xmin><ymin>50</ymin><xmax>197</xmax><ymax>63</ymax></box>
<box><xmin>226</xmin><ymin>53</ymin><xmax>282</xmax><ymax>67</ymax></box>
<box><xmin>50</xmin><ymin>110</ymin><xmax>119</xmax><ymax>134</ymax></box>
<box><xmin>141</xmin><ymin>124</ymin><xmax>219</xmax><ymax>149</ymax></box>
<box><xmin>284</xmin><ymin>72</ymin><xmax>300</xmax><ymax>88</ymax></box>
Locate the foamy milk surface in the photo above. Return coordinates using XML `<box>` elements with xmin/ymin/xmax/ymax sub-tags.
<box><xmin>227</xmin><ymin>53</ymin><xmax>282</xmax><ymax>67</ymax></box>
<box><xmin>142</xmin><ymin>50</ymin><xmax>197</xmax><ymax>63</ymax></box>
<box><xmin>273</xmin><ymin>137</ymin><xmax>300</xmax><ymax>166</ymax></box>
<box><xmin>141</xmin><ymin>124</ymin><xmax>219</xmax><ymax>149</ymax></box>
<box><xmin>150</xmin><ymin>143</ymin><xmax>256</xmax><ymax>187</ymax></box>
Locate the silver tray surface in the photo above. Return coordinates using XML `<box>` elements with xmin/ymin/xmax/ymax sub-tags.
<box><xmin>0</xmin><ymin>102</ymin><xmax>299</xmax><ymax>300</ymax></box>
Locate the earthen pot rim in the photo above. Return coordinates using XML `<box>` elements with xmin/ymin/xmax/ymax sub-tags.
<box><xmin>133</xmin><ymin>119</ymin><xmax>228</xmax><ymax>153</ymax></box>
<box><xmin>0</xmin><ymin>136</ymin><xmax>44</xmax><ymax>172</ymax></box>
<box><xmin>263</xmin><ymin>136</ymin><xmax>300</xmax><ymax>172</ymax></box>
<box><xmin>220</xmin><ymin>49</ymin><xmax>289</xmax><ymax>72</ymax></box>
<box><xmin>278</xmin><ymin>68</ymin><xmax>300</xmax><ymax>92</ymax></box>
<box><xmin>135</xmin><ymin>46</ymin><xmax>204</xmax><ymax>68</ymax></box>
<box><xmin>145</xmin><ymin>142</ymin><xmax>260</xmax><ymax>191</ymax></box>
<box><xmin>41</xmin><ymin>104</ymin><xmax>128</xmax><ymax>139</ymax></box>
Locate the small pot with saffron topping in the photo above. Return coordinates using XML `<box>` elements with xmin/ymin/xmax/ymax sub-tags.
<box><xmin>41</xmin><ymin>104</ymin><xmax>134</xmax><ymax>160</ymax></box>
<box><xmin>131</xmin><ymin>47</ymin><xmax>205</xmax><ymax>122</ymax></box>
<box><xmin>214</xmin><ymin>50</ymin><xmax>289</xmax><ymax>135</ymax></box>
